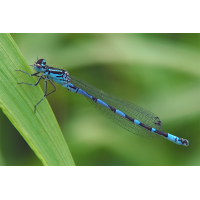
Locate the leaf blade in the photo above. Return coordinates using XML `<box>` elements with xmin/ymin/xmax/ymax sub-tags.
<box><xmin>0</xmin><ymin>33</ymin><xmax>75</xmax><ymax>166</ymax></box>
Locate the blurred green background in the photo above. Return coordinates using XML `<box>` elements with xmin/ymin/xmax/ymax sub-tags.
<box><xmin>0</xmin><ymin>33</ymin><xmax>199</xmax><ymax>166</ymax></box>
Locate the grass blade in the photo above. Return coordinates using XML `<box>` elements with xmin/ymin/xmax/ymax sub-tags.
<box><xmin>0</xmin><ymin>33</ymin><xmax>75</xmax><ymax>166</ymax></box>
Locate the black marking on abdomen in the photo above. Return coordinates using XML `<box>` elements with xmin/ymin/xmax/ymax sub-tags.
<box><xmin>92</xmin><ymin>97</ymin><xmax>97</xmax><ymax>102</ymax></box>
<box><xmin>139</xmin><ymin>122</ymin><xmax>152</xmax><ymax>131</ymax></box>
<box><xmin>69</xmin><ymin>84</ymin><xmax>79</xmax><ymax>93</ymax></box>
<box><xmin>179</xmin><ymin>138</ymin><xmax>188</xmax><ymax>146</ymax></box>
<box><xmin>75</xmin><ymin>88</ymin><xmax>79</xmax><ymax>93</ymax></box>
<box><xmin>109</xmin><ymin>106</ymin><xmax>116</xmax><ymax>113</ymax></box>
<box><xmin>154</xmin><ymin>129</ymin><xmax>168</xmax><ymax>137</ymax></box>
<box><xmin>125</xmin><ymin>114</ymin><xmax>135</xmax><ymax>122</ymax></box>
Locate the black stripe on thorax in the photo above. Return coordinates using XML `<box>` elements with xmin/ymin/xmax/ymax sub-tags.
<box><xmin>48</xmin><ymin>66</ymin><xmax>64</xmax><ymax>71</ymax></box>
<box><xmin>46</xmin><ymin>66</ymin><xmax>65</xmax><ymax>74</ymax></box>
<box><xmin>49</xmin><ymin>71</ymin><xmax>64</xmax><ymax>75</ymax></box>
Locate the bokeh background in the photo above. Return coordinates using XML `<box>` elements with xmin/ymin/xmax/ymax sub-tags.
<box><xmin>0</xmin><ymin>33</ymin><xmax>199</xmax><ymax>166</ymax></box>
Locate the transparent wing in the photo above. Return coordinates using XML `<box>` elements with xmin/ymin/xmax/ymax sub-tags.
<box><xmin>70</xmin><ymin>75</ymin><xmax>163</xmax><ymax>138</ymax></box>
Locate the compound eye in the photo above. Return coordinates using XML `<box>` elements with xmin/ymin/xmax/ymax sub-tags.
<box><xmin>42</xmin><ymin>60</ymin><xmax>46</xmax><ymax>65</ymax></box>
<box><xmin>35</xmin><ymin>59</ymin><xmax>46</xmax><ymax>68</ymax></box>
<box><xmin>36</xmin><ymin>59</ymin><xmax>46</xmax><ymax>65</ymax></box>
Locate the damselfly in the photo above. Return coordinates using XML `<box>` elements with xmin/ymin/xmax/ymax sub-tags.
<box><xmin>16</xmin><ymin>59</ymin><xmax>189</xmax><ymax>146</ymax></box>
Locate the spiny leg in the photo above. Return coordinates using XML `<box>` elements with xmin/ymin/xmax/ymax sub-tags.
<box><xmin>16</xmin><ymin>70</ymin><xmax>47</xmax><ymax>111</ymax></box>
<box><xmin>16</xmin><ymin>70</ymin><xmax>41</xmax><ymax>77</ymax></box>
<box><xmin>46</xmin><ymin>80</ymin><xmax>57</xmax><ymax>96</ymax></box>
<box><xmin>17</xmin><ymin>75</ymin><xmax>43</xmax><ymax>87</ymax></box>
<box><xmin>16</xmin><ymin>70</ymin><xmax>45</xmax><ymax>86</ymax></box>
<box><xmin>34</xmin><ymin>79</ymin><xmax>57</xmax><ymax>112</ymax></box>
<box><xmin>16</xmin><ymin>69</ymin><xmax>45</xmax><ymax>80</ymax></box>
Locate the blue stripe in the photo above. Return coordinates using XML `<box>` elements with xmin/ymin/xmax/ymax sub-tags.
<box><xmin>167</xmin><ymin>134</ymin><xmax>182</xmax><ymax>145</ymax></box>
<box><xmin>96</xmin><ymin>99</ymin><xmax>110</xmax><ymax>109</ymax></box>
<box><xmin>77</xmin><ymin>88</ymin><xmax>90</xmax><ymax>97</ymax></box>
<box><xmin>134</xmin><ymin>119</ymin><xmax>141</xmax><ymax>125</ymax></box>
<box><xmin>151</xmin><ymin>128</ymin><xmax>156</xmax><ymax>132</ymax></box>
<box><xmin>115</xmin><ymin>109</ymin><xmax>126</xmax><ymax>117</ymax></box>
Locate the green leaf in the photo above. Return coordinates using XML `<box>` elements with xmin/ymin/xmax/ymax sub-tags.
<box><xmin>0</xmin><ymin>33</ymin><xmax>75</xmax><ymax>166</ymax></box>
